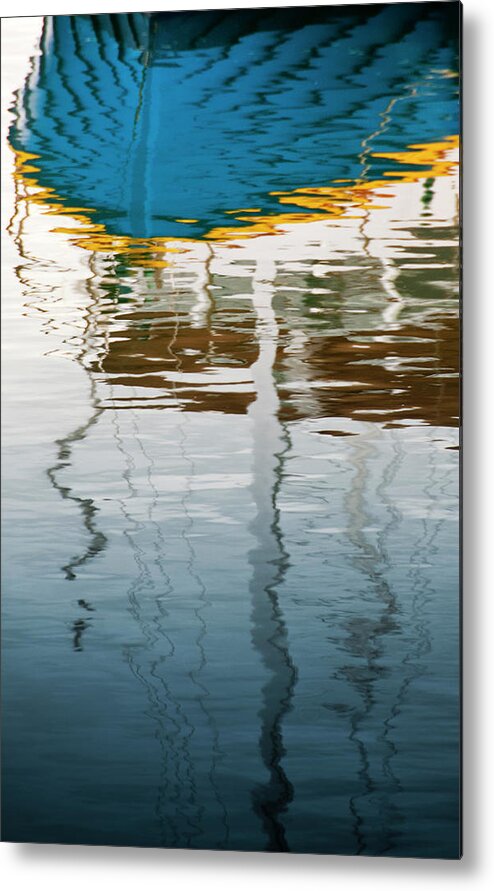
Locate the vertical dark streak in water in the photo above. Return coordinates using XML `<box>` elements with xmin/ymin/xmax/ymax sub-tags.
<box><xmin>247</xmin><ymin>259</ymin><xmax>297</xmax><ymax>852</ymax></box>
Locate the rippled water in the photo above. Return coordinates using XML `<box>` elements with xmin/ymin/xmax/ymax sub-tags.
<box><xmin>2</xmin><ymin>6</ymin><xmax>460</xmax><ymax>857</ymax></box>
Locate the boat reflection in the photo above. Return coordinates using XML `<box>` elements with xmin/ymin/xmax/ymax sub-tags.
<box><xmin>247</xmin><ymin>258</ymin><xmax>297</xmax><ymax>850</ymax></box>
<box><xmin>10</xmin><ymin>6</ymin><xmax>459</xmax><ymax>242</ymax></box>
<box><xmin>3</xmin><ymin>5</ymin><xmax>460</xmax><ymax>855</ymax></box>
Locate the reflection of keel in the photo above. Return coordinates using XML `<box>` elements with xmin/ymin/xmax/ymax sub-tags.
<box><xmin>248</xmin><ymin>258</ymin><xmax>297</xmax><ymax>851</ymax></box>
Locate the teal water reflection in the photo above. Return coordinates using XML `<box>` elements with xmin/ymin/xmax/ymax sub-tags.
<box><xmin>2</xmin><ymin>5</ymin><xmax>460</xmax><ymax>858</ymax></box>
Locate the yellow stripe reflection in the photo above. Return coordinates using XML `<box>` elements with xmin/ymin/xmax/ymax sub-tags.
<box><xmin>10</xmin><ymin>135</ymin><xmax>459</xmax><ymax>266</ymax></box>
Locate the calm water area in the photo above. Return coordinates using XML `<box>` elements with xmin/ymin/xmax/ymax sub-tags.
<box><xmin>2</xmin><ymin>6</ymin><xmax>460</xmax><ymax>857</ymax></box>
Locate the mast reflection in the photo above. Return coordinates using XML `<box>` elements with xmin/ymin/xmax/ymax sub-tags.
<box><xmin>248</xmin><ymin>258</ymin><xmax>297</xmax><ymax>851</ymax></box>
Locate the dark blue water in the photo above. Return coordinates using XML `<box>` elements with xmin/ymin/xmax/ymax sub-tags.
<box><xmin>2</xmin><ymin>5</ymin><xmax>460</xmax><ymax>858</ymax></box>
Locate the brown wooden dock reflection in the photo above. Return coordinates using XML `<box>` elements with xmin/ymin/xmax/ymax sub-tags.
<box><xmin>87</xmin><ymin>302</ymin><xmax>458</xmax><ymax>428</ymax></box>
<box><xmin>277</xmin><ymin>314</ymin><xmax>459</xmax><ymax>427</ymax></box>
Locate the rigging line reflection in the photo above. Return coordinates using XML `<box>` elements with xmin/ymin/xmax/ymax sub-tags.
<box><xmin>71</xmin><ymin>616</ymin><xmax>91</xmax><ymax>652</ymax></box>
<box><xmin>350</xmin><ymin>153</ymin><xmax>408</xmax><ymax>849</ymax></box>
<box><xmin>126</xmin><ymin>405</ymin><xmax>200</xmax><ymax>846</ymax></box>
<box><xmin>129</xmin><ymin>399</ymin><xmax>230</xmax><ymax>849</ymax></box>
<box><xmin>103</xmin><ymin>269</ymin><xmax>209</xmax><ymax>839</ymax></box>
<box><xmin>248</xmin><ymin>256</ymin><xmax>297</xmax><ymax>852</ymax></box>
<box><xmin>373</xmin><ymin>434</ymin><xmax>447</xmax><ymax>852</ymax></box>
<box><xmin>109</xmin><ymin>402</ymin><xmax>195</xmax><ymax>848</ymax></box>
<box><xmin>9</xmin><ymin>156</ymin><xmax>109</xmax><ymax>590</ymax></box>
<box><xmin>101</xmin><ymin>255</ymin><xmax>230</xmax><ymax>848</ymax></box>
<box><xmin>373</xmin><ymin>432</ymin><xmax>406</xmax><ymax>854</ymax></box>
<box><xmin>340</xmin><ymin>426</ymin><xmax>402</xmax><ymax>855</ymax></box>
<box><xmin>342</xmin><ymin>145</ymin><xmax>418</xmax><ymax>852</ymax></box>
<box><xmin>358</xmin><ymin>87</ymin><xmax>418</xmax><ymax>183</ymax></box>
<box><xmin>46</xmin><ymin>384</ymin><xmax>106</xmax><ymax>582</ymax></box>
<box><xmin>8</xmin><ymin>157</ymin><xmax>65</xmax><ymax>339</ymax></box>
<box><xmin>406</xmin><ymin>441</ymin><xmax>451</xmax><ymax>670</ymax></box>
<box><xmin>356</xmin><ymin>93</ymin><xmax>408</xmax><ymax>330</ymax></box>
<box><xmin>378</xmin><ymin>440</ymin><xmax>455</xmax><ymax>850</ymax></box>
<box><xmin>347</xmin><ymin>128</ymin><xmax>407</xmax><ymax>852</ymax></box>
<box><xmin>44</xmin><ymin>260</ymin><xmax>112</xmax><ymax>583</ymax></box>
<box><xmin>166</xmin><ymin>256</ymin><xmax>230</xmax><ymax>849</ymax></box>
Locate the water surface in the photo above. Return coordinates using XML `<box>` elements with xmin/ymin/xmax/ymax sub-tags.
<box><xmin>1</xmin><ymin>5</ymin><xmax>460</xmax><ymax>858</ymax></box>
